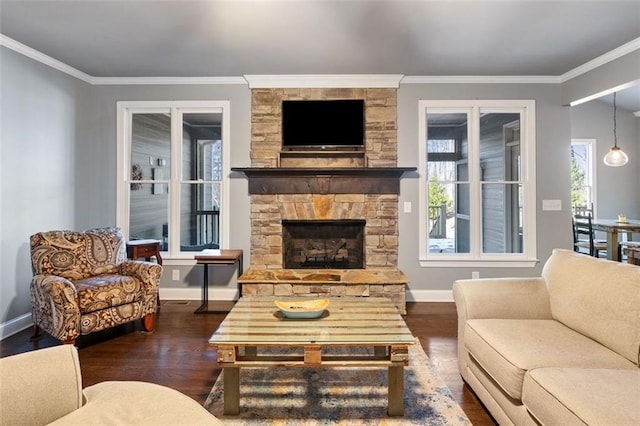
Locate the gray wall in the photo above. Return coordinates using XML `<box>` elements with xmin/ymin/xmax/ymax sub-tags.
<box><xmin>570</xmin><ymin>100</ymin><xmax>640</xmax><ymax>219</ymax></box>
<box><xmin>397</xmin><ymin>83</ymin><xmax>572</xmax><ymax>295</ymax></box>
<box><xmin>1</xmin><ymin>47</ymin><xmax>91</xmax><ymax>326</ymax></box>
<box><xmin>2</xmin><ymin>43</ymin><xmax>638</xmax><ymax>334</ymax></box>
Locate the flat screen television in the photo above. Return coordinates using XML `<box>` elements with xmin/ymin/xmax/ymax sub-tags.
<box><xmin>281</xmin><ymin>99</ymin><xmax>364</xmax><ymax>150</ymax></box>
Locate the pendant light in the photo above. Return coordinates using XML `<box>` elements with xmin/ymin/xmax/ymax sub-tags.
<box><xmin>603</xmin><ymin>92</ymin><xmax>628</xmax><ymax>167</ymax></box>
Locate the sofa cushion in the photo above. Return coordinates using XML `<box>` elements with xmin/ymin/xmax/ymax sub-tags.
<box><xmin>48</xmin><ymin>381</ymin><xmax>222</xmax><ymax>425</ymax></box>
<box><xmin>465</xmin><ymin>319</ymin><xmax>636</xmax><ymax>400</ymax></box>
<box><xmin>542</xmin><ymin>249</ymin><xmax>640</xmax><ymax>365</ymax></box>
<box><xmin>523</xmin><ymin>368</ymin><xmax>640</xmax><ymax>426</ymax></box>
<box><xmin>75</xmin><ymin>275</ymin><xmax>144</xmax><ymax>313</ymax></box>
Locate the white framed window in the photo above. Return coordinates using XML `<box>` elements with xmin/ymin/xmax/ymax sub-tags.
<box><xmin>570</xmin><ymin>138</ymin><xmax>596</xmax><ymax>216</ymax></box>
<box><xmin>418</xmin><ymin>100</ymin><xmax>537</xmax><ymax>267</ymax></box>
<box><xmin>116</xmin><ymin>101</ymin><xmax>231</xmax><ymax>259</ymax></box>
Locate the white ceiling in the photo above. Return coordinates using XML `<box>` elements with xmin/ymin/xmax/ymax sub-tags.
<box><xmin>1</xmin><ymin>0</ymin><xmax>639</xmax><ymax>111</ymax></box>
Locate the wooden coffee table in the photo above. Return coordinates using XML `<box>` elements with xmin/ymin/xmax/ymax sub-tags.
<box><xmin>208</xmin><ymin>296</ymin><xmax>415</xmax><ymax>416</ymax></box>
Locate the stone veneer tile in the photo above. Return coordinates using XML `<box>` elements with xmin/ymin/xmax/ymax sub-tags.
<box><xmin>242</xmin><ymin>284</ymin><xmax>274</xmax><ymax>296</ymax></box>
<box><xmin>292</xmin><ymin>285</ymin><xmax>310</xmax><ymax>294</ymax></box>
<box><xmin>274</xmin><ymin>283</ymin><xmax>293</xmax><ymax>295</ymax></box>
<box><xmin>329</xmin><ymin>286</ymin><xmax>347</xmax><ymax>296</ymax></box>
<box><xmin>346</xmin><ymin>284</ymin><xmax>370</xmax><ymax>296</ymax></box>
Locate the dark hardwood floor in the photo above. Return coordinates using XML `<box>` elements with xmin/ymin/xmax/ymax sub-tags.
<box><xmin>0</xmin><ymin>301</ymin><xmax>495</xmax><ymax>425</ymax></box>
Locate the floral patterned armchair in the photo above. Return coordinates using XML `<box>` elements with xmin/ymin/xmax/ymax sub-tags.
<box><xmin>30</xmin><ymin>227</ymin><xmax>162</xmax><ymax>344</ymax></box>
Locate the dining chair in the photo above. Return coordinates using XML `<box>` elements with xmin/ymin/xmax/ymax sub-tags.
<box><xmin>572</xmin><ymin>203</ymin><xmax>594</xmax><ymax>216</ymax></box>
<box><xmin>572</xmin><ymin>213</ymin><xmax>607</xmax><ymax>258</ymax></box>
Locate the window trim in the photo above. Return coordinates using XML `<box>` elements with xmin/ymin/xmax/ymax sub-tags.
<box><xmin>116</xmin><ymin>100</ymin><xmax>231</xmax><ymax>259</ymax></box>
<box><xmin>418</xmin><ymin>99</ymin><xmax>537</xmax><ymax>267</ymax></box>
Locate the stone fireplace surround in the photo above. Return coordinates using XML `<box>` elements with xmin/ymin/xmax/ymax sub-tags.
<box><xmin>237</xmin><ymin>88</ymin><xmax>411</xmax><ymax>313</ymax></box>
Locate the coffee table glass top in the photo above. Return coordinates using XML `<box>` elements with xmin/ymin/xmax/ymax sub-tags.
<box><xmin>208</xmin><ymin>296</ymin><xmax>415</xmax><ymax>346</ymax></box>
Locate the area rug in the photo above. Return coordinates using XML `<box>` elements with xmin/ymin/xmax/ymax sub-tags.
<box><xmin>203</xmin><ymin>344</ymin><xmax>471</xmax><ymax>425</ymax></box>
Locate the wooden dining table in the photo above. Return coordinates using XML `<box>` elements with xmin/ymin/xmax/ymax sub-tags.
<box><xmin>591</xmin><ymin>219</ymin><xmax>640</xmax><ymax>261</ymax></box>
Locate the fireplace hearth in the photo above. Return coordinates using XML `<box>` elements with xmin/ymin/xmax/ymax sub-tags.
<box><xmin>282</xmin><ymin>219</ymin><xmax>365</xmax><ymax>269</ymax></box>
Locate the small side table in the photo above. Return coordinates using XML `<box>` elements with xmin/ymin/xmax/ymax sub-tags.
<box><xmin>194</xmin><ymin>249</ymin><xmax>243</xmax><ymax>314</ymax></box>
<box><xmin>126</xmin><ymin>239</ymin><xmax>163</xmax><ymax>265</ymax></box>
<box><xmin>126</xmin><ymin>239</ymin><xmax>163</xmax><ymax>309</ymax></box>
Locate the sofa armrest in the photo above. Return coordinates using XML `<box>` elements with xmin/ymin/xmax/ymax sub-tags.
<box><xmin>453</xmin><ymin>277</ymin><xmax>552</xmax><ymax>321</ymax></box>
<box><xmin>0</xmin><ymin>345</ymin><xmax>83</xmax><ymax>425</ymax></box>
<box><xmin>453</xmin><ymin>277</ymin><xmax>552</xmax><ymax>382</ymax></box>
<box><xmin>31</xmin><ymin>274</ymin><xmax>81</xmax><ymax>341</ymax></box>
<box><xmin>119</xmin><ymin>260</ymin><xmax>162</xmax><ymax>292</ymax></box>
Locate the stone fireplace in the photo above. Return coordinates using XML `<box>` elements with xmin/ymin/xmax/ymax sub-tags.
<box><xmin>235</xmin><ymin>87</ymin><xmax>413</xmax><ymax>313</ymax></box>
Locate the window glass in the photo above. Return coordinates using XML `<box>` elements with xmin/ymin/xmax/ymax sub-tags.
<box><xmin>427</xmin><ymin>138</ymin><xmax>456</xmax><ymax>153</ymax></box>
<box><xmin>481</xmin><ymin>183</ymin><xmax>523</xmax><ymax>253</ymax></box>
<box><xmin>129</xmin><ymin>113</ymin><xmax>171</xmax><ymax>243</ymax></box>
<box><xmin>426</xmin><ymin>112</ymin><xmax>469</xmax><ymax>254</ymax></box>
<box><xmin>180</xmin><ymin>183</ymin><xmax>220</xmax><ymax>251</ymax></box>
<box><xmin>479</xmin><ymin>113</ymin><xmax>520</xmax><ymax>181</ymax></box>
<box><xmin>571</xmin><ymin>139</ymin><xmax>594</xmax><ymax>213</ymax></box>
<box><xmin>129</xmin><ymin>184</ymin><xmax>168</xmax><ymax>242</ymax></box>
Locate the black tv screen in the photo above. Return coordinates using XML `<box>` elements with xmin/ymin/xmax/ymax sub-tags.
<box><xmin>282</xmin><ymin>99</ymin><xmax>364</xmax><ymax>150</ymax></box>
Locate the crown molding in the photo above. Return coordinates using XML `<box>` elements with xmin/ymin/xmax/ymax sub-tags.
<box><xmin>569</xmin><ymin>78</ymin><xmax>640</xmax><ymax>107</ymax></box>
<box><xmin>560</xmin><ymin>37</ymin><xmax>640</xmax><ymax>83</ymax></box>
<box><xmin>401</xmin><ymin>75</ymin><xmax>561</xmax><ymax>84</ymax></box>
<box><xmin>0</xmin><ymin>34</ymin><xmax>93</xmax><ymax>83</ymax></box>
<box><xmin>244</xmin><ymin>74</ymin><xmax>404</xmax><ymax>88</ymax></box>
<box><xmin>92</xmin><ymin>76</ymin><xmax>247</xmax><ymax>85</ymax></box>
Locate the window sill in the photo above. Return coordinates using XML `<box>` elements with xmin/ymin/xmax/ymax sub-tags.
<box><xmin>419</xmin><ymin>258</ymin><xmax>539</xmax><ymax>268</ymax></box>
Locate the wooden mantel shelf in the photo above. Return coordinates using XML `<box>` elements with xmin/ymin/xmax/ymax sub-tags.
<box><xmin>231</xmin><ymin>167</ymin><xmax>417</xmax><ymax>195</ymax></box>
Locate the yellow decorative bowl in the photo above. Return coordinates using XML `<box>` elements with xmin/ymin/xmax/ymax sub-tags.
<box><xmin>275</xmin><ymin>299</ymin><xmax>329</xmax><ymax>319</ymax></box>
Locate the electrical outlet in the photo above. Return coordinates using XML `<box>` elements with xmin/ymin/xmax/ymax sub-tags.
<box><xmin>172</xmin><ymin>269</ymin><xmax>180</xmax><ymax>281</ymax></box>
<box><xmin>472</xmin><ymin>271</ymin><xmax>480</xmax><ymax>279</ymax></box>
<box><xmin>403</xmin><ymin>202</ymin><xmax>412</xmax><ymax>213</ymax></box>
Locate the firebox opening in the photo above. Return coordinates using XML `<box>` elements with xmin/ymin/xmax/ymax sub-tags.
<box><xmin>282</xmin><ymin>219</ymin><xmax>365</xmax><ymax>269</ymax></box>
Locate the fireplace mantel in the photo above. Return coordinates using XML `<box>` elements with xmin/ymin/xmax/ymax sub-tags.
<box><xmin>231</xmin><ymin>167</ymin><xmax>416</xmax><ymax>195</ymax></box>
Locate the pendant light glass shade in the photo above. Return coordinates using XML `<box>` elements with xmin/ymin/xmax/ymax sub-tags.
<box><xmin>603</xmin><ymin>92</ymin><xmax>628</xmax><ymax>167</ymax></box>
<box><xmin>603</xmin><ymin>146</ymin><xmax>629</xmax><ymax>167</ymax></box>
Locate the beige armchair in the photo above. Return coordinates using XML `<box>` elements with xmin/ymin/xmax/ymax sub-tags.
<box><xmin>30</xmin><ymin>227</ymin><xmax>162</xmax><ymax>344</ymax></box>
<box><xmin>0</xmin><ymin>345</ymin><xmax>221</xmax><ymax>425</ymax></box>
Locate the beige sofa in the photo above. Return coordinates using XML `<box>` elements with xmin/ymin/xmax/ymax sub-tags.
<box><xmin>453</xmin><ymin>249</ymin><xmax>640</xmax><ymax>425</ymax></box>
<box><xmin>0</xmin><ymin>345</ymin><xmax>221</xmax><ymax>425</ymax></box>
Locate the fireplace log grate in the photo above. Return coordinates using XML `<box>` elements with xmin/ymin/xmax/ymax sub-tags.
<box><xmin>283</xmin><ymin>220</ymin><xmax>365</xmax><ymax>269</ymax></box>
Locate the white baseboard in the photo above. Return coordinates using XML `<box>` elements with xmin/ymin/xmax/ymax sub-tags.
<box><xmin>0</xmin><ymin>312</ymin><xmax>33</xmax><ymax>340</ymax></box>
<box><xmin>406</xmin><ymin>289</ymin><xmax>454</xmax><ymax>302</ymax></box>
